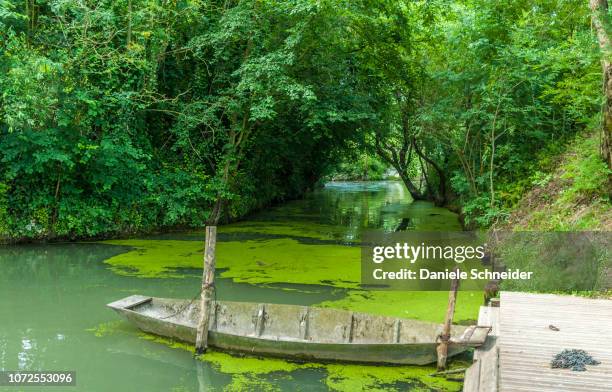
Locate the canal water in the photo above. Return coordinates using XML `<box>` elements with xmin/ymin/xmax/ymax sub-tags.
<box><xmin>0</xmin><ymin>181</ymin><xmax>479</xmax><ymax>391</ymax></box>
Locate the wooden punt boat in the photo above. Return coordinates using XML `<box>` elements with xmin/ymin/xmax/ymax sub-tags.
<box><xmin>108</xmin><ymin>295</ymin><xmax>489</xmax><ymax>365</ymax></box>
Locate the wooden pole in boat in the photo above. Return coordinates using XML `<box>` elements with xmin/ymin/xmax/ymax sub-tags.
<box><xmin>437</xmin><ymin>267</ymin><xmax>460</xmax><ymax>371</ymax></box>
<box><xmin>195</xmin><ymin>225</ymin><xmax>217</xmax><ymax>354</ymax></box>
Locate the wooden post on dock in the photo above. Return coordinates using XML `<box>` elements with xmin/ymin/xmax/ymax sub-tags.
<box><xmin>437</xmin><ymin>267</ymin><xmax>460</xmax><ymax>371</ymax></box>
<box><xmin>195</xmin><ymin>226</ymin><xmax>217</xmax><ymax>354</ymax></box>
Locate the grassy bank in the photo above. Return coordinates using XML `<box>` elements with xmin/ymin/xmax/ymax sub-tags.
<box><xmin>494</xmin><ymin>131</ymin><xmax>611</xmax><ymax>294</ymax></box>
<box><xmin>501</xmin><ymin>131</ymin><xmax>611</xmax><ymax>231</ymax></box>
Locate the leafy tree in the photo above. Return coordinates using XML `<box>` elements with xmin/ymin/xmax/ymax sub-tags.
<box><xmin>0</xmin><ymin>0</ymin><xmax>607</xmax><ymax>239</ymax></box>
<box><xmin>0</xmin><ymin>0</ymin><xmax>369</xmax><ymax>240</ymax></box>
<box><xmin>344</xmin><ymin>0</ymin><xmax>451</xmax><ymax>204</ymax></box>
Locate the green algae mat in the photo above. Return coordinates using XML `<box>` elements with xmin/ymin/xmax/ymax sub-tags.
<box><xmin>97</xmin><ymin>182</ymin><xmax>479</xmax><ymax>391</ymax></box>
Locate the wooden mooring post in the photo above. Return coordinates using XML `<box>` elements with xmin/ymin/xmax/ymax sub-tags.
<box><xmin>195</xmin><ymin>226</ymin><xmax>217</xmax><ymax>354</ymax></box>
<box><xmin>436</xmin><ymin>267</ymin><xmax>460</xmax><ymax>371</ymax></box>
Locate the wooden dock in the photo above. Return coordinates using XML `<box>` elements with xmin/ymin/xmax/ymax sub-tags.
<box><xmin>464</xmin><ymin>291</ymin><xmax>612</xmax><ymax>392</ymax></box>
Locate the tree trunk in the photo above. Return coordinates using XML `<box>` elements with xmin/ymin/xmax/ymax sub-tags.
<box><xmin>195</xmin><ymin>225</ymin><xmax>217</xmax><ymax>354</ymax></box>
<box><xmin>412</xmin><ymin>139</ymin><xmax>447</xmax><ymax>206</ymax></box>
<box><xmin>590</xmin><ymin>0</ymin><xmax>612</xmax><ymax>169</ymax></box>
<box><xmin>398</xmin><ymin>171</ymin><xmax>426</xmax><ymax>201</ymax></box>
<box><xmin>374</xmin><ymin>136</ymin><xmax>425</xmax><ymax>200</ymax></box>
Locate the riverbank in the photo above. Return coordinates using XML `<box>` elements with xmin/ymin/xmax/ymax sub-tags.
<box><xmin>0</xmin><ymin>182</ymin><xmax>328</xmax><ymax>245</ymax></box>
<box><xmin>499</xmin><ymin>131</ymin><xmax>611</xmax><ymax>231</ymax></box>
<box><xmin>0</xmin><ymin>179</ymin><xmax>462</xmax><ymax>245</ymax></box>
<box><xmin>490</xmin><ymin>131</ymin><xmax>611</xmax><ymax>297</ymax></box>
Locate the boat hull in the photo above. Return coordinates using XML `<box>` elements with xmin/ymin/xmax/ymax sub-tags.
<box><xmin>109</xmin><ymin>295</ymin><xmax>472</xmax><ymax>365</ymax></box>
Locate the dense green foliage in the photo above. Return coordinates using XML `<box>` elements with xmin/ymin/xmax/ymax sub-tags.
<box><xmin>342</xmin><ymin>0</ymin><xmax>604</xmax><ymax>225</ymax></box>
<box><xmin>0</xmin><ymin>0</ymin><xmax>366</xmax><ymax>239</ymax></box>
<box><xmin>0</xmin><ymin>0</ymin><xmax>608</xmax><ymax>240</ymax></box>
<box><xmin>441</xmin><ymin>0</ymin><xmax>605</xmax><ymax>226</ymax></box>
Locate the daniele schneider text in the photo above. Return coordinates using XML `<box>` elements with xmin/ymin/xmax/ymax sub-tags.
<box><xmin>369</xmin><ymin>242</ymin><xmax>533</xmax><ymax>281</ymax></box>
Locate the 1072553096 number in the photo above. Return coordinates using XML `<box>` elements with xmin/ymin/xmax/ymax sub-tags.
<box><xmin>0</xmin><ymin>371</ymin><xmax>76</xmax><ymax>386</ymax></box>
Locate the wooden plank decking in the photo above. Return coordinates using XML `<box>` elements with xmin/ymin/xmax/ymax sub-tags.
<box><xmin>463</xmin><ymin>305</ymin><xmax>500</xmax><ymax>392</ymax></box>
<box><xmin>499</xmin><ymin>291</ymin><xmax>612</xmax><ymax>392</ymax></box>
<box><xmin>464</xmin><ymin>291</ymin><xmax>612</xmax><ymax>392</ymax></box>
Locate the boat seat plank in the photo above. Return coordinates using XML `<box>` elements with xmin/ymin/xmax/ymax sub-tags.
<box><xmin>107</xmin><ymin>295</ymin><xmax>152</xmax><ymax>310</ymax></box>
<box><xmin>393</xmin><ymin>319</ymin><xmax>401</xmax><ymax>343</ymax></box>
<box><xmin>299</xmin><ymin>307</ymin><xmax>310</xmax><ymax>340</ymax></box>
<box><xmin>455</xmin><ymin>325</ymin><xmax>491</xmax><ymax>347</ymax></box>
<box><xmin>255</xmin><ymin>304</ymin><xmax>266</xmax><ymax>337</ymax></box>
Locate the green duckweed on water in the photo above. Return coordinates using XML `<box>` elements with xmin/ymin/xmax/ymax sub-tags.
<box><xmin>137</xmin><ymin>333</ymin><xmax>464</xmax><ymax>392</ymax></box>
<box><xmin>219</xmin><ymin>220</ymin><xmax>358</xmax><ymax>242</ymax></box>
<box><xmin>319</xmin><ymin>290</ymin><xmax>482</xmax><ymax>324</ymax></box>
<box><xmin>323</xmin><ymin>362</ymin><xmax>467</xmax><ymax>392</ymax></box>
<box><xmin>103</xmin><ymin>238</ymin><xmax>362</xmax><ymax>287</ymax></box>
<box><xmin>98</xmin><ymin>183</ymin><xmax>476</xmax><ymax>390</ymax></box>
<box><xmin>98</xmin><ymin>237</ymin><xmax>478</xmax><ymax>390</ymax></box>
<box><xmin>101</xmin><ymin>238</ymin><xmax>480</xmax><ymax>323</ymax></box>
<box><xmin>85</xmin><ymin>320</ymin><xmax>127</xmax><ymax>337</ymax></box>
<box><xmin>87</xmin><ymin>321</ymin><xmax>464</xmax><ymax>391</ymax></box>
